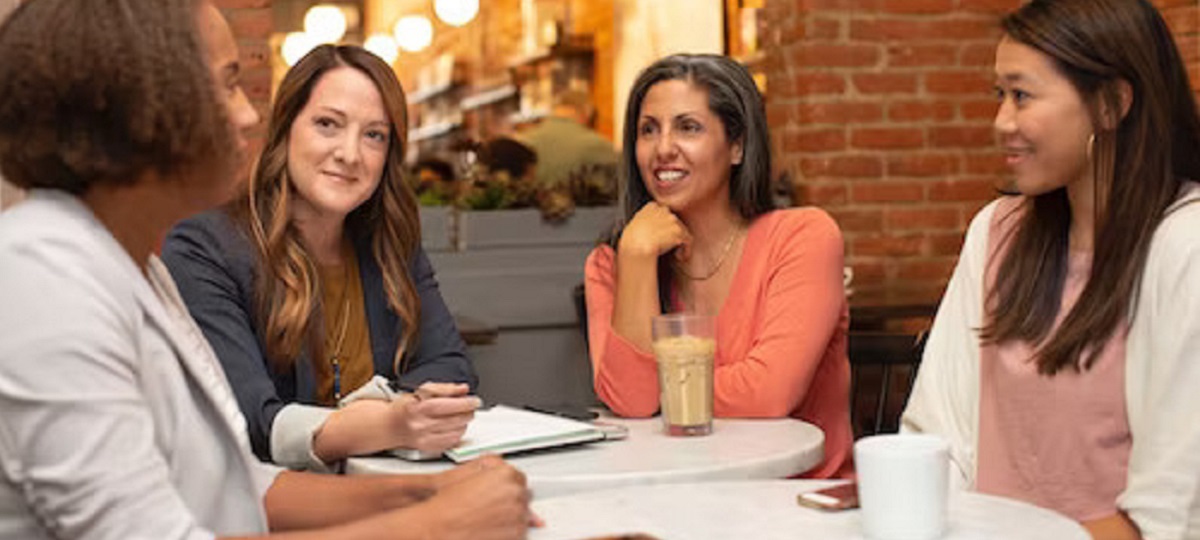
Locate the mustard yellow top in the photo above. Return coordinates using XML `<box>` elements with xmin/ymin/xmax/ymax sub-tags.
<box><xmin>315</xmin><ymin>250</ymin><xmax>372</xmax><ymax>406</ymax></box>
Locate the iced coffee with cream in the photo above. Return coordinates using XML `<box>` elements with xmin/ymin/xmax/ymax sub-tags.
<box><xmin>651</xmin><ymin>314</ymin><xmax>716</xmax><ymax>436</ymax></box>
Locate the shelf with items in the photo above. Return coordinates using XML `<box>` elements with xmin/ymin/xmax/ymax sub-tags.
<box><xmin>506</xmin><ymin>36</ymin><xmax>594</xmax><ymax>132</ymax></box>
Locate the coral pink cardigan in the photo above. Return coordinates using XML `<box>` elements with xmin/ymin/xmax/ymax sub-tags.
<box><xmin>584</xmin><ymin>208</ymin><xmax>853</xmax><ymax>478</ymax></box>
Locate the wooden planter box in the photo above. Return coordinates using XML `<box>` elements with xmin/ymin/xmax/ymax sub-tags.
<box><xmin>424</xmin><ymin>206</ymin><xmax>617</xmax><ymax>407</ymax></box>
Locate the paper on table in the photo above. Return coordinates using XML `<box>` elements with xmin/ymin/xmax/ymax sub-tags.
<box><xmin>444</xmin><ymin>405</ymin><xmax>606</xmax><ymax>463</ymax></box>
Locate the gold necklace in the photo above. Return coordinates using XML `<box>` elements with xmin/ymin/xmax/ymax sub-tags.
<box><xmin>328</xmin><ymin>253</ymin><xmax>352</xmax><ymax>401</ymax></box>
<box><xmin>675</xmin><ymin>227</ymin><xmax>743</xmax><ymax>281</ymax></box>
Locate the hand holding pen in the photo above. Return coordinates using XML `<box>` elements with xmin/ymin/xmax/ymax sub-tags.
<box><xmin>387</xmin><ymin>380</ymin><xmax>482</xmax><ymax>454</ymax></box>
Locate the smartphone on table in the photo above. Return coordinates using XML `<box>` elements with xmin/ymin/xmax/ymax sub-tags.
<box><xmin>796</xmin><ymin>481</ymin><xmax>859</xmax><ymax>511</ymax></box>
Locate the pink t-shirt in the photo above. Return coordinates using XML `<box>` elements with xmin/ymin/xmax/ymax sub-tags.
<box><xmin>976</xmin><ymin>199</ymin><xmax>1131</xmax><ymax>521</ymax></box>
<box><xmin>584</xmin><ymin>208</ymin><xmax>853</xmax><ymax>478</ymax></box>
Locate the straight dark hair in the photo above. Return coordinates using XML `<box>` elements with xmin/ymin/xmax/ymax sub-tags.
<box><xmin>981</xmin><ymin>0</ymin><xmax>1200</xmax><ymax>374</ymax></box>
<box><xmin>609</xmin><ymin>53</ymin><xmax>775</xmax><ymax>310</ymax></box>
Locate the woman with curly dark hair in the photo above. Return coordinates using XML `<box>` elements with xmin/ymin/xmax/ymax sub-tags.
<box><xmin>0</xmin><ymin>1</ymin><xmax>531</xmax><ymax>538</ymax></box>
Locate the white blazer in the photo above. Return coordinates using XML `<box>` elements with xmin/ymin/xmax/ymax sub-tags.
<box><xmin>903</xmin><ymin>183</ymin><xmax>1200</xmax><ymax>539</ymax></box>
<box><xmin>0</xmin><ymin>191</ymin><xmax>281</xmax><ymax>540</ymax></box>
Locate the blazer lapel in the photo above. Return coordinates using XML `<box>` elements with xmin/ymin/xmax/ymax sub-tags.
<box><xmin>133</xmin><ymin>257</ymin><xmax>256</xmax><ymax>451</ymax></box>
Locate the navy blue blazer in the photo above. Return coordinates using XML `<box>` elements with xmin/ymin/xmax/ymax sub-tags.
<box><xmin>162</xmin><ymin>210</ymin><xmax>476</xmax><ymax>461</ymax></box>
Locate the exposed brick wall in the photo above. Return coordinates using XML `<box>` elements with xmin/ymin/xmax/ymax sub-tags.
<box><xmin>763</xmin><ymin>0</ymin><xmax>1200</xmax><ymax>305</ymax></box>
<box><xmin>215</xmin><ymin>0</ymin><xmax>273</xmax><ymax>149</ymax></box>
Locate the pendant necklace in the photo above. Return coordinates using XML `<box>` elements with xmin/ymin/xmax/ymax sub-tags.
<box><xmin>675</xmin><ymin>226</ymin><xmax>743</xmax><ymax>281</ymax></box>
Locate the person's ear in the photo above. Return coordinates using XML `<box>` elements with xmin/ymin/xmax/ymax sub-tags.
<box><xmin>732</xmin><ymin>139</ymin><xmax>744</xmax><ymax>166</ymax></box>
<box><xmin>1097</xmin><ymin>79</ymin><xmax>1133</xmax><ymax>130</ymax></box>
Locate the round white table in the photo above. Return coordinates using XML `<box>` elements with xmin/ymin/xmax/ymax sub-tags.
<box><xmin>347</xmin><ymin>416</ymin><xmax>824</xmax><ymax>498</ymax></box>
<box><xmin>528</xmin><ymin>480</ymin><xmax>1089</xmax><ymax>539</ymax></box>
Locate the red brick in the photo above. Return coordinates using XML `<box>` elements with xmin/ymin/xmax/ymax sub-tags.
<box><xmin>965</xmin><ymin>153</ymin><xmax>1007</xmax><ymax>174</ymax></box>
<box><xmin>887</xmin><ymin>100</ymin><xmax>956</xmax><ymax>122</ymax></box>
<box><xmin>215</xmin><ymin>0</ymin><xmax>271</xmax><ymax>8</ymax></box>
<box><xmin>851</xmin><ymin>127</ymin><xmax>925</xmax><ymax>150</ymax></box>
<box><xmin>798</xmin><ymin>0</ymin><xmax>884</xmax><ymax>9</ymax></box>
<box><xmin>885</xmin><ymin>207</ymin><xmax>960</xmax><ymax>230</ymax></box>
<box><xmin>852</xmin><ymin>18</ymin><xmax>995</xmax><ymax>41</ymax></box>
<box><xmin>960</xmin><ymin>43</ymin><xmax>997</xmax><ymax>67</ymax></box>
<box><xmin>962</xmin><ymin>99</ymin><xmax>1000</xmax><ymax>120</ymax></box>
<box><xmin>897</xmin><ymin>259</ymin><xmax>957</xmax><ymax>281</ymax></box>
<box><xmin>928</xmin><ymin>178</ymin><xmax>999</xmax><ymax>201</ymax></box>
<box><xmin>796</xmin><ymin>183</ymin><xmax>849</xmax><ymax>205</ymax></box>
<box><xmin>1155</xmin><ymin>0</ymin><xmax>1198</xmax><ymax>9</ymax></box>
<box><xmin>791</xmin><ymin>72</ymin><xmax>848</xmax><ymax>96</ymax></box>
<box><xmin>238</xmin><ymin>41</ymin><xmax>271</xmax><ymax>72</ymax></box>
<box><xmin>797</xmin><ymin>102</ymin><xmax>884</xmax><ymax>124</ymax></box>
<box><xmin>225</xmin><ymin>7</ymin><xmax>272</xmax><ymax>40</ymax></box>
<box><xmin>929</xmin><ymin>126</ymin><xmax>995</xmax><ymax>148</ymax></box>
<box><xmin>882</xmin><ymin>0</ymin><xmax>953</xmax><ymax>14</ymax></box>
<box><xmin>1163</xmin><ymin>6</ymin><xmax>1199</xmax><ymax>36</ymax></box>
<box><xmin>849</xmin><ymin>261</ymin><xmax>887</xmax><ymax>283</ymax></box>
<box><xmin>928</xmin><ymin>231</ymin><xmax>966</xmax><ymax>255</ymax></box>
<box><xmin>810</xmin><ymin>17</ymin><xmax>841</xmax><ymax>40</ymax></box>
<box><xmin>830</xmin><ymin>209</ymin><xmax>885</xmax><ymax>232</ymax></box>
<box><xmin>926</xmin><ymin>71</ymin><xmax>993</xmax><ymax>95</ymax></box>
<box><xmin>887</xmin><ymin>154</ymin><xmax>960</xmax><ymax>176</ymax></box>
<box><xmin>852</xmin><ymin>234</ymin><xmax>925</xmax><ymax>257</ymax></box>
<box><xmin>241</xmin><ymin>70</ymin><xmax>273</xmax><ymax>105</ymax></box>
<box><xmin>789</xmin><ymin>43</ymin><xmax>881</xmax><ymax>68</ymax></box>
<box><xmin>1178</xmin><ymin>35</ymin><xmax>1199</xmax><ymax>63</ymax></box>
<box><xmin>851</xmin><ymin>182</ymin><xmax>925</xmax><ymax>203</ymax></box>
<box><xmin>780</xmin><ymin>18</ymin><xmax>807</xmax><ymax>43</ymax></box>
<box><xmin>800</xmin><ymin>156</ymin><xmax>885</xmax><ymax>178</ymax></box>
<box><xmin>956</xmin><ymin>0</ymin><xmax>1021</xmax><ymax>13</ymax></box>
<box><xmin>784</xmin><ymin>128</ymin><xmax>848</xmax><ymax>153</ymax></box>
<box><xmin>852</xmin><ymin>73</ymin><xmax>918</xmax><ymax>94</ymax></box>
<box><xmin>886</xmin><ymin>44</ymin><xmax>958</xmax><ymax>68</ymax></box>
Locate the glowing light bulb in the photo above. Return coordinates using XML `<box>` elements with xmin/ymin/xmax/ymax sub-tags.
<box><xmin>364</xmin><ymin>33</ymin><xmax>399</xmax><ymax>64</ymax></box>
<box><xmin>393</xmin><ymin>15</ymin><xmax>433</xmax><ymax>53</ymax></box>
<box><xmin>304</xmin><ymin>4</ymin><xmax>347</xmax><ymax>44</ymax></box>
<box><xmin>434</xmin><ymin>0</ymin><xmax>478</xmax><ymax>27</ymax></box>
<box><xmin>281</xmin><ymin>31</ymin><xmax>317</xmax><ymax>66</ymax></box>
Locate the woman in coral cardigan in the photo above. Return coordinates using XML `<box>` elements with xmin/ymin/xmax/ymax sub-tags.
<box><xmin>584</xmin><ymin>54</ymin><xmax>853</xmax><ymax>478</ymax></box>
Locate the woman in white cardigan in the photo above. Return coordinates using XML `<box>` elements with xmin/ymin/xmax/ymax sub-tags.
<box><xmin>902</xmin><ymin>1</ymin><xmax>1200</xmax><ymax>539</ymax></box>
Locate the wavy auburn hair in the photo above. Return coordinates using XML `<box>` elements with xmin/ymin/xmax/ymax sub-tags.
<box><xmin>239</xmin><ymin>45</ymin><xmax>420</xmax><ymax>375</ymax></box>
<box><xmin>981</xmin><ymin>0</ymin><xmax>1200</xmax><ymax>374</ymax></box>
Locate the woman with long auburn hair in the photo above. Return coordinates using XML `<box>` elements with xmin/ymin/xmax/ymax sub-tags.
<box><xmin>163</xmin><ymin>44</ymin><xmax>479</xmax><ymax>471</ymax></box>
<box><xmin>902</xmin><ymin>0</ymin><xmax>1200</xmax><ymax>537</ymax></box>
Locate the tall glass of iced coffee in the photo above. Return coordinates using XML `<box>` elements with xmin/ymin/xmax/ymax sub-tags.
<box><xmin>651</xmin><ymin>313</ymin><xmax>715</xmax><ymax>436</ymax></box>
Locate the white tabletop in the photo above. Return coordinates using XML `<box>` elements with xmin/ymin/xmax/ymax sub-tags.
<box><xmin>529</xmin><ymin>480</ymin><xmax>1090</xmax><ymax>540</ymax></box>
<box><xmin>347</xmin><ymin>416</ymin><xmax>824</xmax><ymax>498</ymax></box>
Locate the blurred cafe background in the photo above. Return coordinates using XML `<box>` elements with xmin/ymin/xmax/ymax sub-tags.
<box><xmin>2</xmin><ymin>0</ymin><xmax>1197</xmax><ymax>435</ymax></box>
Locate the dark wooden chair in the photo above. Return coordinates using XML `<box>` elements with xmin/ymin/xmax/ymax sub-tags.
<box><xmin>848</xmin><ymin>329</ymin><xmax>928</xmax><ymax>438</ymax></box>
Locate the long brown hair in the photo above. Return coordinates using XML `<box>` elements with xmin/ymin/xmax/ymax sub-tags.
<box><xmin>981</xmin><ymin>0</ymin><xmax>1200</xmax><ymax>374</ymax></box>
<box><xmin>611</xmin><ymin>54</ymin><xmax>776</xmax><ymax>311</ymax></box>
<box><xmin>240</xmin><ymin>44</ymin><xmax>420</xmax><ymax>375</ymax></box>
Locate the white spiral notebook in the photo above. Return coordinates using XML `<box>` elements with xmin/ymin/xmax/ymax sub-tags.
<box><xmin>390</xmin><ymin>405</ymin><xmax>607</xmax><ymax>463</ymax></box>
<box><xmin>445</xmin><ymin>405</ymin><xmax>606</xmax><ymax>462</ymax></box>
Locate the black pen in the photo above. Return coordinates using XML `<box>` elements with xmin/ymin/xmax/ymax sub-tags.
<box><xmin>388</xmin><ymin>380</ymin><xmax>487</xmax><ymax>408</ymax></box>
<box><xmin>388</xmin><ymin>380</ymin><xmax>424</xmax><ymax>400</ymax></box>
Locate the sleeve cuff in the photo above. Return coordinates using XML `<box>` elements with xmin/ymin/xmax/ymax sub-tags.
<box><xmin>270</xmin><ymin>403</ymin><xmax>340</xmax><ymax>473</ymax></box>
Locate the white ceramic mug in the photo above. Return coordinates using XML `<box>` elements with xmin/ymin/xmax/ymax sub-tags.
<box><xmin>854</xmin><ymin>433</ymin><xmax>950</xmax><ymax>540</ymax></box>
